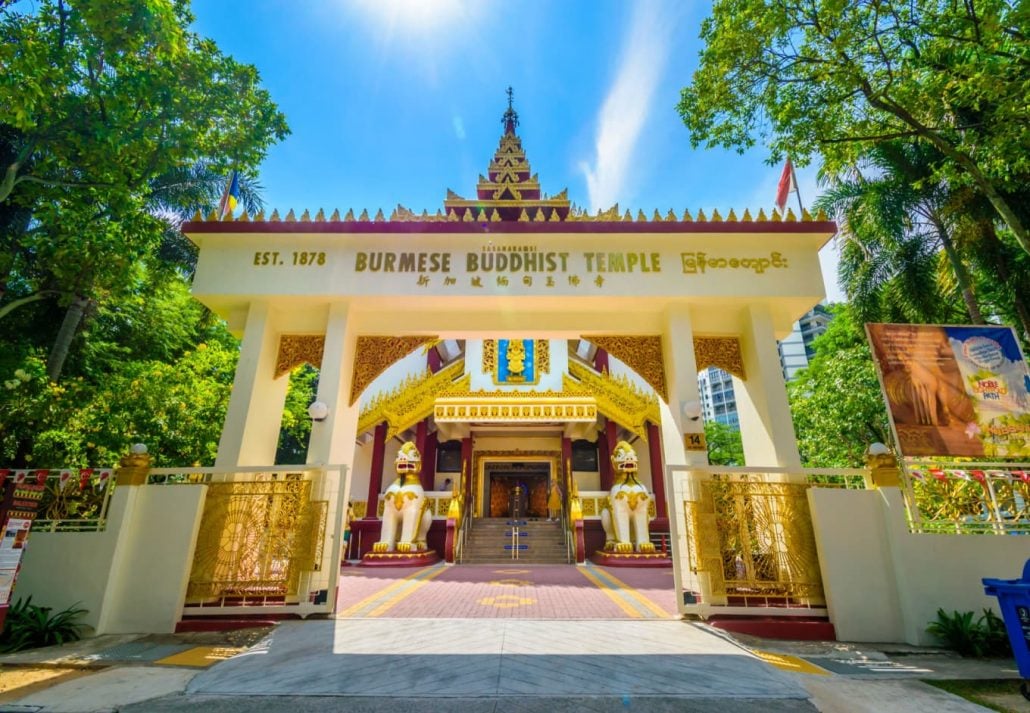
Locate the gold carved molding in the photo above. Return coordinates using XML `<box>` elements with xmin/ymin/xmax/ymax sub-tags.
<box><xmin>434</xmin><ymin>395</ymin><xmax>597</xmax><ymax>424</ymax></box>
<box><xmin>536</xmin><ymin>341</ymin><xmax>550</xmax><ymax>375</ymax></box>
<box><xmin>350</xmin><ymin>336</ymin><xmax>438</xmax><ymax>405</ymax></box>
<box><xmin>587</xmin><ymin>336</ymin><xmax>667</xmax><ymax>401</ymax></box>
<box><xmin>566</xmin><ymin>361</ymin><xmax>660</xmax><ymax>441</ymax></box>
<box><xmin>275</xmin><ymin>335</ymin><xmax>325</xmax><ymax>378</ymax></box>
<box><xmin>694</xmin><ymin>337</ymin><xmax>746</xmax><ymax>380</ymax></box>
<box><xmin>357</xmin><ymin>361</ymin><xmax>467</xmax><ymax>437</ymax></box>
<box><xmin>483</xmin><ymin>340</ymin><xmax>497</xmax><ymax>376</ymax></box>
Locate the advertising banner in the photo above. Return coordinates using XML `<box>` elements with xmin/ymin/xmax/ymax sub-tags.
<box><xmin>866</xmin><ymin>324</ymin><xmax>1030</xmax><ymax>458</ymax></box>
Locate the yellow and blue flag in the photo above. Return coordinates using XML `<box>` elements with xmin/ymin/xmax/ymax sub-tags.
<box><xmin>218</xmin><ymin>171</ymin><xmax>240</xmax><ymax>218</ymax></box>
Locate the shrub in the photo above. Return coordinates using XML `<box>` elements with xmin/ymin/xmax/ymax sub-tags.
<box><xmin>926</xmin><ymin>608</ymin><xmax>1013</xmax><ymax>658</ymax></box>
<box><xmin>0</xmin><ymin>597</ymin><xmax>88</xmax><ymax>653</ymax></box>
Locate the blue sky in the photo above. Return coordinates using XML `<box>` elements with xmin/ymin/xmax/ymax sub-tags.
<box><xmin>191</xmin><ymin>0</ymin><xmax>843</xmax><ymax>301</ymax></box>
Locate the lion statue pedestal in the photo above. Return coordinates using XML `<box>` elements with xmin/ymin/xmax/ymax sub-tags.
<box><xmin>592</xmin><ymin>440</ymin><xmax>671</xmax><ymax>568</ymax></box>
<box><xmin>361</xmin><ymin>441</ymin><xmax>440</xmax><ymax>567</ymax></box>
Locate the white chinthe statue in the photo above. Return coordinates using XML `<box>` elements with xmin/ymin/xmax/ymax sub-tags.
<box><xmin>600</xmin><ymin>440</ymin><xmax>655</xmax><ymax>554</ymax></box>
<box><xmin>372</xmin><ymin>441</ymin><xmax>432</xmax><ymax>553</ymax></box>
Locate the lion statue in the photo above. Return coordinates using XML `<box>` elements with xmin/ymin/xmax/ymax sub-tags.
<box><xmin>600</xmin><ymin>440</ymin><xmax>655</xmax><ymax>554</ymax></box>
<box><xmin>372</xmin><ymin>441</ymin><xmax>432</xmax><ymax>553</ymax></box>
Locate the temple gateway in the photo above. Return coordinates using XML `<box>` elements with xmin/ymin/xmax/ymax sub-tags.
<box><xmin>172</xmin><ymin>95</ymin><xmax>833</xmax><ymax>609</ymax></box>
<box><xmin>32</xmin><ymin>94</ymin><xmax>1007</xmax><ymax>643</ymax></box>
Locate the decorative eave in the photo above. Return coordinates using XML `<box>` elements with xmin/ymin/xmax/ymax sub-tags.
<box><xmin>434</xmin><ymin>394</ymin><xmax>598</xmax><ymax>424</ymax></box>
<box><xmin>357</xmin><ymin>361</ymin><xmax>467</xmax><ymax>438</ymax></box>
<box><xmin>566</xmin><ymin>361</ymin><xmax>660</xmax><ymax>441</ymax></box>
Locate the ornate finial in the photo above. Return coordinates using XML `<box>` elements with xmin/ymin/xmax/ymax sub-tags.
<box><xmin>502</xmin><ymin>86</ymin><xmax>520</xmax><ymax>135</ymax></box>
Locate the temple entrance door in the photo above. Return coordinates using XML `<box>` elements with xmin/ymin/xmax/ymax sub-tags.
<box><xmin>485</xmin><ymin>464</ymin><xmax>549</xmax><ymax>519</ymax></box>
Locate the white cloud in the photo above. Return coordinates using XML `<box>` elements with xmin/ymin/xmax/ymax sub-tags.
<box><xmin>452</xmin><ymin>115</ymin><xmax>466</xmax><ymax>140</ymax></box>
<box><xmin>580</xmin><ymin>4</ymin><xmax>674</xmax><ymax>212</ymax></box>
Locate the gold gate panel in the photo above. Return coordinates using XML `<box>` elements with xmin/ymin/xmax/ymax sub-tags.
<box><xmin>187</xmin><ymin>478</ymin><xmax>327</xmax><ymax>603</ymax></box>
<box><xmin>684</xmin><ymin>479</ymin><xmax>825</xmax><ymax>606</ymax></box>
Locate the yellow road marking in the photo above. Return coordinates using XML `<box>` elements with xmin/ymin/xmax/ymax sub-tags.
<box><xmin>337</xmin><ymin>564</ymin><xmax>446</xmax><ymax>617</ymax></box>
<box><xmin>364</xmin><ymin>565</ymin><xmax>448</xmax><ymax>617</ymax></box>
<box><xmin>751</xmin><ymin>650</ymin><xmax>830</xmax><ymax>675</ymax></box>
<box><xmin>587</xmin><ymin>566</ymin><xmax>671</xmax><ymax>619</ymax></box>
<box><xmin>155</xmin><ymin>646</ymin><xmax>244</xmax><ymax>668</ymax></box>
<box><xmin>578</xmin><ymin>566</ymin><xmax>641</xmax><ymax>618</ymax></box>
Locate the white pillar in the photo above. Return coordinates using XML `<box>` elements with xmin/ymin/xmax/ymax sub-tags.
<box><xmin>662</xmin><ymin>305</ymin><xmax>708</xmax><ymax>467</ymax></box>
<box><xmin>216</xmin><ymin>301</ymin><xmax>290</xmax><ymax>467</ymax></box>
<box><xmin>732</xmin><ymin>304</ymin><xmax>802</xmax><ymax>469</ymax></box>
<box><xmin>306</xmin><ymin>302</ymin><xmax>359</xmax><ymax>467</ymax></box>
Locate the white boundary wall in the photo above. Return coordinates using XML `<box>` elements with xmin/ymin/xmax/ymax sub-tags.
<box><xmin>16</xmin><ymin>485</ymin><xmax>206</xmax><ymax>634</ymax></box>
<box><xmin>809</xmin><ymin>487</ymin><xmax>1029</xmax><ymax>644</ymax></box>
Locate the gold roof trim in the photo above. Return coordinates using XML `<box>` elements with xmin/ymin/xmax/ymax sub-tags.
<box><xmin>566</xmin><ymin>361</ymin><xmax>660</xmax><ymax>441</ymax></box>
<box><xmin>357</xmin><ymin>361</ymin><xmax>468</xmax><ymax>437</ymax></box>
<box><xmin>191</xmin><ymin>206</ymin><xmax>824</xmax><ymax>224</ymax></box>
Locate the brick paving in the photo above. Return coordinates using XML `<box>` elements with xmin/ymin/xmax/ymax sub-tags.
<box><xmin>336</xmin><ymin>563</ymin><xmax>678</xmax><ymax>619</ymax></box>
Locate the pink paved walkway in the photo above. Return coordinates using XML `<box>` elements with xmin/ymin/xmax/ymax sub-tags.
<box><xmin>336</xmin><ymin>563</ymin><xmax>678</xmax><ymax>619</ymax></box>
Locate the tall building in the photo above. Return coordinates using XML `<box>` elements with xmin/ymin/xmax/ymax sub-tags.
<box><xmin>698</xmin><ymin>367</ymin><xmax>738</xmax><ymax>428</ymax></box>
<box><xmin>698</xmin><ymin>304</ymin><xmax>832</xmax><ymax>428</ymax></box>
<box><xmin>778</xmin><ymin>303</ymin><xmax>832</xmax><ymax>381</ymax></box>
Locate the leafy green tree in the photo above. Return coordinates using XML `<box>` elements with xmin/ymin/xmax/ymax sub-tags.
<box><xmin>788</xmin><ymin>305</ymin><xmax>891</xmax><ymax>467</ymax></box>
<box><xmin>705</xmin><ymin>420</ymin><xmax>744</xmax><ymax>466</ymax></box>
<box><xmin>678</xmin><ymin>0</ymin><xmax>1030</xmax><ymax>254</ymax></box>
<box><xmin>0</xmin><ymin>0</ymin><xmax>288</xmax><ymax>380</ymax></box>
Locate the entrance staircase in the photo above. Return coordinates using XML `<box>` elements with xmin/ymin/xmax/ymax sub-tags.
<box><xmin>461</xmin><ymin>518</ymin><xmax>569</xmax><ymax>564</ymax></box>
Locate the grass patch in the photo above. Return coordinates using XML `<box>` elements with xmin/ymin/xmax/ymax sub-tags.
<box><xmin>925</xmin><ymin>679</ymin><xmax>1026</xmax><ymax>713</ymax></box>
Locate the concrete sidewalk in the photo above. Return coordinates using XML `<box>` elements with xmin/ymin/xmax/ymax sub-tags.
<box><xmin>0</xmin><ymin>619</ymin><xmax>1022</xmax><ymax>712</ymax></box>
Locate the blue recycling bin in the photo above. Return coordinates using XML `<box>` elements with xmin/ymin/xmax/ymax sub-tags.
<box><xmin>983</xmin><ymin>558</ymin><xmax>1030</xmax><ymax>700</ymax></box>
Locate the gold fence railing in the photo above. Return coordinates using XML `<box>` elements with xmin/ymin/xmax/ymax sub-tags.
<box><xmin>184</xmin><ymin>474</ymin><xmax>327</xmax><ymax>604</ymax></box>
<box><xmin>30</xmin><ymin>470</ymin><xmax>115</xmax><ymax>533</ymax></box>
<box><xmin>902</xmin><ymin>461</ymin><xmax>1030</xmax><ymax>535</ymax></box>
<box><xmin>683</xmin><ymin>474</ymin><xmax>828</xmax><ymax>608</ymax></box>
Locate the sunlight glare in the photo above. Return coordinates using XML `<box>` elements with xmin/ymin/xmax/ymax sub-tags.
<box><xmin>348</xmin><ymin>0</ymin><xmax>475</xmax><ymax>36</ymax></box>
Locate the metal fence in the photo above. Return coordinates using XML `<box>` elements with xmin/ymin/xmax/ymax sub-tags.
<box><xmin>902</xmin><ymin>461</ymin><xmax>1030</xmax><ymax>535</ymax></box>
<box><xmin>31</xmin><ymin>469</ymin><xmax>115</xmax><ymax>533</ymax></box>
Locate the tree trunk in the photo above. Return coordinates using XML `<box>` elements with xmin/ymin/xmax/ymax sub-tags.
<box><xmin>934</xmin><ymin>218</ymin><xmax>983</xmax><ymax>324</ymax></box>
<box><xmin>46</xmin><ymin>294</ymin><xmax>90</xmax><ymax>381</ymax></box>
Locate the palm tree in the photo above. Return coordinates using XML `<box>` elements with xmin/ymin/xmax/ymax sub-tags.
<box><xmin>817</xmin><ymin>142</ymin><xmax>983</xmax><ymax>326</ymax></box>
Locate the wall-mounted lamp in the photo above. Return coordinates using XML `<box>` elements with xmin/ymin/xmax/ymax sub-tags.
<box><xmin>681</xmin><ymin>400</ymin><xmax>702</xmax><ymax>422</ymax></box>
<box><xmin>308</xmin><ymin>401</ymin><xmax>330</xmax><ymax>422</ymax></box>
<box><xmin>130</xmin><ymin>443</ymin><xmax>149</xmax><ymax>455</ymax></box>
<box><xmin>866</xmin><ymin>442</ymin><xmax>890</xmax><ymax>456</ymax></box>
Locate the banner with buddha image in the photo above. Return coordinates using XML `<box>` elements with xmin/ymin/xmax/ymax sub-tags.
<box><xmin>866</xmin><ymin>324</ymin><xmax>1030</xmax><ymax>458</ymax></box>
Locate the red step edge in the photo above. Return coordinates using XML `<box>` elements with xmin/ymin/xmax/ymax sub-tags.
<box><xmin>175</xmin><ymin>614</ymin><xmax>301</xmax><ymax>633</ymax></box>
<box><xmin>707</xmin><ymin>616</ymin><xmax>837</xmax><ymax>641</ymax></box>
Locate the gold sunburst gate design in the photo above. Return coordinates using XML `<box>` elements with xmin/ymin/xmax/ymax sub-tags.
<box><xmin>586</xmin><ymin>336</ymin><xmax>667</xmax><ymax>401</ymax></box>
<box><xmin>350</xmin><ymin>336</ymin><xmax>438</xmax><ymax>405</ymax></box>
<box><xmin>275</xmin><ymin>335</ymin><xmax>326</xmax><ymax>378</ymax></box>
<box><xmin>683</xmin><ymin>478</ymin><xmax>825</xmax><ymax>606</ymax></box>
<box><xmin>694</xmin><ymin>337</ymin><xmax>746</xmax><ymax>380</ymax></box>
<box><xmin>186</xmin><ymin>477</ymin><xmax>327</xmax><ymax>603</ymax></box>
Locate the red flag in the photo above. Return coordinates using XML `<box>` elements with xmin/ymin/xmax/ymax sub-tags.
<box><xmin>775</xmin><ymin>158</ymin><xmax>795</xmax><ymax>213</ymax></box>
